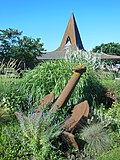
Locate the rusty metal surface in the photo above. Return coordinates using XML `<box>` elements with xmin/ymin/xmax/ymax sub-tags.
<box><xmin>62</xmin><ymin>131</ymin><xmax>79</xmax><ymax>150</ymax></box>
<box><xmin>61</xmin><ymin>100</ymin><xmax>89</xmax><ymax>149</ymax></box>
<box><xmin>34</xmin><ymin>93</ymin><xmax>54</xmax><ymax>113</ymax></box>
<box><xmin>61</xmin><ymin>100</ymin><xmax>89</xmax><ymax>132</ymax></box>
<box><xmin>15</xmin><ymin>93</ymin><xmax>55</xmax><ymax>124</ymax></box>
<box><xmin>33</xmin><ymin>65</ymin><xmax>88</xmax><ymax>151</ymax></box>
<box><xmin>51</xmin><ymin>65</ymin><xmax>86</xmax><ymax>112</ymax></box>
<box><xmin>58</xmin><ymin>13</ymin><xmax>84</xmax><ymax>51</ymax></box>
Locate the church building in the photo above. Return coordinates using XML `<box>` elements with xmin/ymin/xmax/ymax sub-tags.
<box><xmin>38</xmin><ymin>13</ymin><xmax>120</xmax><ymax>61</ymax></box>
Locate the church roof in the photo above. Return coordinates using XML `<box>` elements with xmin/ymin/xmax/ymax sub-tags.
<box><xmin>58</xmin><ymin>13</ymin><xmax>84</xmax><ymax>50</ymax></box>
<box><xmin>101</xmin><ymin>53</ymin><xmax>120</xmax><ymax>60</ymax></box>
<box><xmin>40</xmin><ymin>50</ymin><xmax>65</xmax><ymax>60</ymax></box>
<box><xmin>38</xmin><ymin>13</ymin><xmax>120</xmax><ymax>61</ymax></box>
<box><xmin>38</xmin><ymin>13</ymin><xmax>84</xmax><ymax>60</ymax></box>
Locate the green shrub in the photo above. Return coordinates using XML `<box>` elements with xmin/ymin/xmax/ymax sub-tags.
<box><xmin>81</xmin><ymin>123</ymin><xmax>110</xmax><ymax>158</ymax></box>
<box><xmin>0</xmin><ymin>108</ymin><xmax>13</xmax><ymax>125</ymax></box>
<box><xmin>22</xmin><ymin>60</ymin><xmax>104</xmax><ymax>109</ymax></box>
<box><xmin>0</xmin><ymin>77</ymin><xmax>28</xmax><ymax>112</ymax></box>
<box><xmin>107</xmin><ymin>102</ymin><xmax>120</xmax><ymax>124</ymax></box>
<box><xmin>106</xmin><ymin>102</ymin><xmax>120</xmax><ymax>149</ymax></box>
<box><xmin>101</xmin><ymin>79</ymin><xmax>120</xmax><ymax>97</ymax></box>
<box><xmin>96</xmin><ymin>70</ymin><xmax>115</xmax><ymax>80</ymax></box>
<box><xmin>65</xmin><ymin>48</ymin><xmax>103</xmax><ymax>70</ymax></box>
<box><xmin>0</xmin><ymin>121</ymin><xmax>24</xmax><ymax>160</ymax></box>
<box><xmin>0</xmin><ymin>59</ymin><xmax>28</xmax><ymax>112</ymax></box>
<box><xmin>88</xmin><ymin>102</ymin><xmax>120</xmax><ymax>150</ymax></box>
<box><xmin>0</xmin><ymin>108</ymin><xmax>63</xmax><ymax>160</ymax></box>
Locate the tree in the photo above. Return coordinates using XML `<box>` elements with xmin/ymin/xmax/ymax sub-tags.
<box><xmin>92</xmin><ymin>42</ymin><xmax>120</xmax><ymax>56</ymax></box>
<box><xmin>0</xmin><ymin>28</ymin><xmax>45</xmax><ymax>68</ymax></box>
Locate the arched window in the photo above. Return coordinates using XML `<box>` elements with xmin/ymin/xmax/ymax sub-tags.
<box><xmin>65</xmin><ymin>36</ymin><xmax>71</xmax><ymax>46</ymax></box>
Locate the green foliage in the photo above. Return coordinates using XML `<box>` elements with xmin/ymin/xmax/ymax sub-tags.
<box><xmin>88</xmin><ymin>101</ymin><xmax>120</xmax><ymax>132</ymax></box>
<box><xmin>96</xmin><ymin>70</ymin><xmax>115</xmax><ymax>80</ymax></box>
<box><xmin>88</xmin><ymin>102</ymin><xmax>120</xmax><ymax>150</ymax></box>
<box><xmin>101</xmin><ymin>79</ymin><xmax>120</xmax><ymax>97</ymax></box>
<box><xmin>92</xmin><ymin>42</ymin><xmax>120</xmax><ymax>56</ymax></box>
<box><xmin>81</xmin><ymin>123</ymin><xmax>110</xmax><ymax>157</ymax></box>
<box><xmin>0</xmin><ymin>28</ymin><xmax>45</xmax><ymax>68</ymax></box>
<box><xmin>0</xmin><ymin>75</ymin><xmax>28</xmax><ymax>112</ymax></box>
<box><xmin>0</xmin><ymin>120</ymin><xmax>24</xmax><ymax>160</ymax></box>
<box><xmin>96</xmin><ymin>147</ymin><xmax>120</xmax><ymax>160</ymax></box>
<box><xmin>107</xmin><ymin>102</ymin><xmax>120</xmax><ymax>120</ymax></box>
<box><xmin>109</xmin><ymin>131</ymin><xmax>120</xmax><ymax>150</ymax></box>
<box><xmin>65</xmin><ymin>48</ymin><xmax>103</xmax><ymax>70</ymax></box>
<box><xmin>0</xmin><ymin>108</ymin><xmax>12</xmax><ymax>125</ymax></box>
<box><xmin>0</xmin><ymin>58</ymin><xmax>23</xmax><ymax>77</ymax></box>
<box><xmin>22</xmin><ymin>60</ymin><xmax>74</xmax><ymax>108</ymax></box>
<box><xmin>106</xmin><ymin>102</ymin><xmax>120</xmax><ymax>132</ymax></box>
<box><xmin>0</xmin><ymin>109</ymin><xmax>63</xmax><ymax>160</ymax></box>
<box><xmin>22</xmin><ymin>60</ymin><xmax>104</xmax><ymax>109</ymax></box>
<box><xmin>0</xmin><ymin>59</ymin><xmax>28</xmax><ymax>112</ymax></box>
<box><xmin>1</xmin><ymin>47</ymin><xmax>119</xmax><ymax>159</ymax></box>
<box><xmin>0</xmin><ymin>28</ymin><xmax>22</xmax><ymax>60</ymax></box>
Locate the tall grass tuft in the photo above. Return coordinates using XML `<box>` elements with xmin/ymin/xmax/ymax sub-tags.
<box><xmin>0</xmin><ymin>58</ymin><xmax>23</xmax><ymax>77</ymax></box>
<box><xmin>15</xmin><ymin>108</ymin><xmax>62</xmax><ymax>160</ymax></box>
<box><xmin>0</xmin><ymin>107</ymin><xmax>62</xmax><ymax>160</ymax></box>
<box><xmin>81</xmin><ymin>123</ymin><xmax>110</xmax><ymax>158</ymax></box>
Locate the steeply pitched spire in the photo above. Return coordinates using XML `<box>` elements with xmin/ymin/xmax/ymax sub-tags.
<box><xmin>58</xmin><ymin>13</ymin><xmax>84</xmax><ymax>50</ymax></box>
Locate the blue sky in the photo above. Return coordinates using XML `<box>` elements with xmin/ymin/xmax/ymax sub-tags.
<box><xmin>0</xmin><ymin>0</ymin><xmax>120</xmax><ymax>51</ymax></box>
